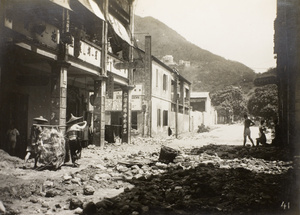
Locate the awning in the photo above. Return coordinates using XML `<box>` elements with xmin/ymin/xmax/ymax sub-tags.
<box><xmin>108</xmin><ymin>14</ymin><xmax>132</xmax><ymax>45</ymax></box>
<box><xmin>49</xmin><ymin>0</ymin><xmax>72</xmax><ymax>11</ymax></box>
<box><xmin>77</xmin><ymin>0</ymin><xmax>105</xmax><ymax>21</ymax></box>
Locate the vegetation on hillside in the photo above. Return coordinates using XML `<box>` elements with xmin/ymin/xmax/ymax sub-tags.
<box><xmin>134</xmin><ymin>15</ymin><xmax>278</xmax><ymax>121</ymax></box>
<box><xmin>134</xmin><ymin>15</ymin><xmax>256</xmax><ymax>93</ymax></box>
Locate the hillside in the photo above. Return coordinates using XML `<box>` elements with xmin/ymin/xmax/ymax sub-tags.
<box><xmin>134</xmin><ymin>15</ymin><xmax>256</xmax><ymax>93</ymax></box>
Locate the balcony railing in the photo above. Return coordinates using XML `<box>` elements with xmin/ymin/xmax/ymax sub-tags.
<box><xmin>67</xmin><ymin>37</ymin><xmax>128</xmax><ymax>79</ymax></box>
<box><xmin>68</xmin><ymin>38</ymin><xmax>101</xmax><ymax>67</ymax></box>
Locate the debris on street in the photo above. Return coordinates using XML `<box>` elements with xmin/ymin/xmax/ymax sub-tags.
<box><xmin>0</xmin><ymin>128</ymin><xmax>297</xmax><ymax>215</ymax></box>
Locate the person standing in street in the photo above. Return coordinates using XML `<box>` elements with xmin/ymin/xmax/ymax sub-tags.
<box><xmin>7</xmin><ymin>122</ymin><xmax>19</xmax><ymax>156</ymax></box>
<box><xmin>243</xmin><ymin>114</ymin><xmax>255</xmax><ymax>147</ymax></box>
<box><xmin>66</xmin><ymin>114</ymin><xmax>87</xmax><ymax>167</ymax></box>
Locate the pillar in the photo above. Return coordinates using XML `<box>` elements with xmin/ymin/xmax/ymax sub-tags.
<box><xmin>49</xmin><ymin>7</ymin><xmax>70</xmax><ymax>132</ymax></box>
<box><xmin>93</xmin><ymin>79</ymin><xmax>106</xmax><ymax>148</ymax></box>
<box><xmin>50</xmin><ymin>62</ymin><xmax>69</xmax><ymax>133</ymax></box>
<box><xmin>92</xmin><ymin>0</ymin><xmax>108</xmax><ymax>148</ymax></box>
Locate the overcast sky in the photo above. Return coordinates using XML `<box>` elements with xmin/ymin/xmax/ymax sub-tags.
<box><xmin>133</xmin><ymin>0</ymin><xmax>277</xmax><ymax>73</ymax></box>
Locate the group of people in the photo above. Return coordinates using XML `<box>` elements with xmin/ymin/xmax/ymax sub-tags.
<box><xmin>23</xmin><ymin>114</ymin><xmax>87</xmax><ymax>168</ymax></box>
<box><xmin>7</xmin><ymin>113</ymin><xmax>279</xmax><ymax>168</ymax></box>
<box><xmin>243</xmin><ymin>114</ymin><xmax>279</xmax><ymax>147</ymax></box>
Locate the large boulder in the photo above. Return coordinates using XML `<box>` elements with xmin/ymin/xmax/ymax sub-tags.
<box><xmin>159</xmin><ymin>146</ymin><xmax>181</xmax><ymax>164</ymax></box>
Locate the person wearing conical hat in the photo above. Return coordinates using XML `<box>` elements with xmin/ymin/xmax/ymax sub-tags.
<box><xmin>65</xmin><ymin>114</ymin><xmax>86</xmax><ymax>167</ymax></box>
<box><xmin>24</xmin><ymin>116</ymin><xmax>48</xmax><ymax>168</ymax></box>
<box><xmin>66</xmin><ymin>114</ymin><xmax>83</xmax><ymax>125</ymax></box>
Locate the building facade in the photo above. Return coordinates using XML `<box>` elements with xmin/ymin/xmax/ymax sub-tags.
<box><xmin>274</xmin><ymin>0</ymin><xmax>300</xmax><ymax>154</ymax></box>
<box><xmin>133</xmin><ymin>36</ymin><xmax>191</xmax><ymax>137</ymax></box>
<box><xmin>190</xmin><ymin>92</ymin><xmax>217</xmax><ymax>130</ymax></box>
<box><xmin>0</xmin><ymin>0</ymin><xmax>135</xmax><ymax>157</ymax></box>
<box><xmin>274</xmin><ymin>0</ymin><xmax>299</xmax><ymax>211</ymax></box>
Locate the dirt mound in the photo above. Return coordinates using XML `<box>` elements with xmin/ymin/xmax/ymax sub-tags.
<box><xmin>0</xmin><ymin>149</ymin><xmax>24</xmax><ymax>169</ymax></box>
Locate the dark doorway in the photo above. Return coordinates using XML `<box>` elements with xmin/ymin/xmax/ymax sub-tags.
<box><xmin>1</xmin><ymin>92</ymin><xmax>28</xmax><ymax>158</ymax></box>
<box><xmin>67</xmin><ymin>86</ymin><xmax>81</xmax><ymax>119</ymax></box>
<box><xmin>105</xmin><ymin>112</ymin><xmax>122</xmax><ymax>143</ymax></box>
<box><xmin>131</xmin><ymin>111</ymin><xmax>138</xmax><ymax>130</ymax></box>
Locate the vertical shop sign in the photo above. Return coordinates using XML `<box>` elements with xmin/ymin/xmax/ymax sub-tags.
<box><xmin>122</xmin><ymin>91</ymin><xmax>128</xmax><ymax>135</ymax></box>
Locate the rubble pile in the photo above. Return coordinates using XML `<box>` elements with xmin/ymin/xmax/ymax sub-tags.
<box><xmin>181</xmin><ymin>152</ymin><xmax>293</xmax><ymax>174</ymax></box>
<box><xmin>0</xmin><ymin>149</ymin><xmax>23</xmax><ymax>169</ymax></box>
<box><xmin>94</xmin><ymin>165</ymin><xmax>291</xmax><ymax>215</ymax></box>
<box><xmin>190</xmin><ymin>144</ymin><xmax>291</xmax><ymax>161</ymax></box>
<box><xmin>53</xmin><ymin>146</ymin><xmax>292</xmax><ymax>215</ymax></box>
<box><xmin>0</xmin><ymin>142</ymin><xmax>295</xmax><ymax>215</ymax></box>
<box><xmin>131</xmin><ymin>137</ymin><xmax>173</xmax><ymax>146</ymax></box>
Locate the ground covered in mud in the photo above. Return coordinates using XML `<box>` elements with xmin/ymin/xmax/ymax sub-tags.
<box><xmin>0</xmin><ymin>125</ymin><xmax>298</xmax><ymax>215</ymax></box>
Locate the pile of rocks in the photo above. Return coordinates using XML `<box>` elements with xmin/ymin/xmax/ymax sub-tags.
<box><xmin>190</xmin><ymin>144</ymin><xmax>291</xmax><ymax>161</ymax></box>
<box><xmin>93</xmin><ymin>164</ymin><xmax>291</xmax><ymax>215</ymax></box>
<box><xmin>59</xmin><ymin>145</ymin><xmax>293</xmax><ymax>215</ymax></box>
<box><xmin>2</xmin><ymin>143</ymin><xmax>293</xmax><ymax>215</ymax></box>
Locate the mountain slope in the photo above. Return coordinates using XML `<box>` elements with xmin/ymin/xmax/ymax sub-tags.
<box><xmin>134</xmin><ymin>15</ymin><xmax>256</xmax><ymax>93</ymax></box>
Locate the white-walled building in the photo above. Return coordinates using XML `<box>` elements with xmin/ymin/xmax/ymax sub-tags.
<box><xmin>133</xmin><ymin>37</ymin><xmax>191</xmax><ymax>137</ymax></box>
<box><xmin>190</xmin><ymin>92</ymin><xmax>217</xmax><ymax>130</ymax></box>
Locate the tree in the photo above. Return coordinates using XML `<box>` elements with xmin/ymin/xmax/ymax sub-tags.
<box><xmin>210</xmin><ymin>86</ymin><xmax>247</xmax><ymax>122</ymax></box>
<box><xmin>247</xmin><ymin>84</ymin><xmax>278</xmax><ymax>120</ymax></box>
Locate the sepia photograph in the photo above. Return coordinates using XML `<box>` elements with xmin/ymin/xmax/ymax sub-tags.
<box><xmin>0</xmin><ymin>0</ymin><xmax>299</xmax><ymax>214</ymax></box>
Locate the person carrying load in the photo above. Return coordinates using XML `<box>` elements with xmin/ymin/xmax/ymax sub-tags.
<box><xmin>66</xmin><ymin>114</ymin><xmax>87</xmax><ymax>167</ymax></box>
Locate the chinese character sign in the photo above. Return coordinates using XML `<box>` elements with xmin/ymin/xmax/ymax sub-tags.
<box><xmin>122</xmin><ymin>91</ymin><xmax>128</xmax><ymax>135</ymax></box>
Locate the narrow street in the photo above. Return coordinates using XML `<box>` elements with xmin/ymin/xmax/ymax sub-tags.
<box><xmin>169</xmin><ymin>124</ymin><xmax>260</xmax><ymax>148</ymax></box>
<box><xmin>0</xmin><ymin>0</ymin><xmax>299</xmax><ymax>214</ymax></box>
<box><xmin>0</xmin><ymin>124</ymin><xmax>296</xmax><ymax>215</ymax></box>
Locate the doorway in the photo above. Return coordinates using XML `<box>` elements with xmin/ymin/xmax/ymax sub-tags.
<box><xmin>1</xmin><ymin>92</ymin><xmax>28</xmax><ymax>158</ymax></box>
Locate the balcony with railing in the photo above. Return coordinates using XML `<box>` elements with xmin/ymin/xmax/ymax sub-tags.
<box><xmin>3</xmin><ymin>0</ymin><xmax>130</xmax><ymax>79</ymax></box>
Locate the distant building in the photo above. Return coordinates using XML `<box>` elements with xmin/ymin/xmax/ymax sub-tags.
<box><xmin>190</xmin><ymin>92</ymin><xmax>217</xmax><ymax>130</ymax></box>
<box><xmin>179</xmin><ymin>60</ymin><xmax>191</xmax><ymax>67</ymax></box>
<box><xmin>161</xmin><ymin>55</ymin><xmax>176</xmax><ymax>65</ymax></box>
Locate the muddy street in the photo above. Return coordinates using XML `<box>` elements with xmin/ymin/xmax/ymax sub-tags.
<box><xmin>0</xmin><ymin>124</ymin><xmax>297</xmax><ymax>215</ymax></box>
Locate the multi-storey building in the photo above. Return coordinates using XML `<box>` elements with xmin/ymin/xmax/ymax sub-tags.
<box><xmin>0</xmin><ymin>0</ymin><xmax>135</xmax><ymax>157</ymax></box>
<box><xmin>133</xmin><ymin>36</ymin><xmax>191</xmax><ymax>137</ymax></box>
